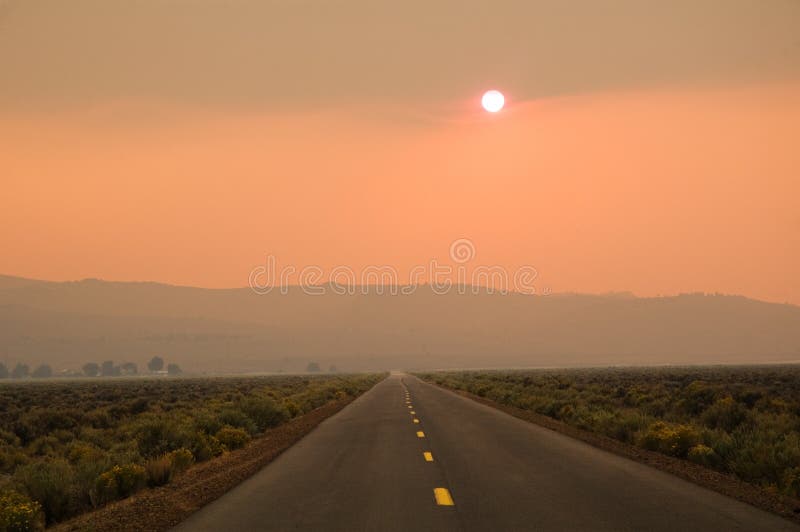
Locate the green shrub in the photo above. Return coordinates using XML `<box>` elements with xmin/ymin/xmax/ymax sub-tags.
<box><xmin>13</xmin><ymin>460</ymin><xmax>76</xmax><ymax>524</ymax></box>
<box><xmin>282</xmin><ymin>400</ymin><xmax>300</xmax><ymax>418</ymax></box>
<box><xmin>215</xmin><ymin>426</ymin><xmax>250</xmax><ymax>450</ymax></box>
<box><xmin>0</xmin><ymin>490</ymin><xmax>44</xmax><ymax>532</ymax></box>
<box><xmin>0</xmin><ymin>430</ymin><xmax>20</xmax><ymax>447</ymax></box>
<box><xmin>216</xmin><ymin>409</ymin><xmax>257</xmax><ymax>435</ymax></box>
<box><xmin>144</xmin><ymin>455</ymin><xmax>173</xmax><ymax>487</ymax></box>
<box><xmin>687</xmin><ymin>444</ymin><xmax>721</xmax><ymax>468</ymax></box>
<box><xmin>557</xmin><ymin>404</ymin><xmax>575</xmax><ymax>420</ymax></box>
<box><xmin>185</xmin><ymin>432</ymin><xmax>224</xmax><ymax>462</ymax></box>
<box><xmin>144</xmin><ymin>447</ymin><xmax>195</xmax><ymax>487</ymax></box>
<box><xmin>701</xmin><ymin>397</ymin><xmax>748</xmax><ymax>432</ymax></box>
<box><xmin>782</xmin><ymin>466</ymin><xmax>800</xmax><ymax>497</ymax></box>
<box><xmin>27</xmin><ymin>436</ymin><xmax>62</xmax><ymax>458</ymax></box>
<box><xmin>601</xmin><ymin>410</ymin><xmax>648</xmax><ymax>443</ymax></box>
<box><xmin>727</xmin><ymin>431</ymin><xmax>800</xmax><ymax>489</ymax></box>
<box><xmin>131</xmin><ymin>415</ymin><xmax>192</xmax><ymax>458</ymax></box>
<box><xmin>70</xmin><ymin>459</ymin><xmax>110</xmax><ymax>512</ymax></box>
<box><xmin>678</xmin><ymin>381</ymin><xmax>717</xmax><ymax>416</ymax></box>
<box><xmin>0</xmin><ymin>447</ymin><xmax>29</xmax><ymax>475</ymax></box>
<box><xmin>240</xmin><ymin>397</ymin><xmax>289</xmax><ymax>432</ymax></box>
<box><xmin>65</xmin><ymin>442</ymin><xmax>105</xmax><ymax>465</ymax></box>
<box><xmin>193</xmin><ymin>414</ymin><xmax>223</xmax><ymax>436</ymax></box>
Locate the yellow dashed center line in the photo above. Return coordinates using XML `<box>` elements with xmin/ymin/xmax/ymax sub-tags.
<box><xmin>403</xmin><ymin>387</ymin><xmax>449</xmax><ymax>506</ymax></box>
<box><xmin>434</xmin><ymin>488</ymin><xmax>454</xmax><ymax>506</ymax></box>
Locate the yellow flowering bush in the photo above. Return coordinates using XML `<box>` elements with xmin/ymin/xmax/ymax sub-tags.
<box><xmin>94</xmin><ymin>464</ymin><xmax>147</xmax><ymax>505</ymax></box>
<box><xmin>215</xmin><ymin>426</ymin><xmax>250</xmax><ymax>450</ymax></box>
<box><xmin>167</xmin><ymin>448</ymin><xmax>194</xmax><ymax>473</ymax></box>
<box><xmin>0</xmin><ymin>490</ymin><xmax>44</xmax><ymax>532</ymax></box>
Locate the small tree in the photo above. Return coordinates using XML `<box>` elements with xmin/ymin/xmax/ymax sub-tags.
<box><xmin>120</xmin><ymin>362</ymin><xmax>138</xmax><ymax>376</ymax></box>
<box><xmin>100</xmin><ymin>360</ymin><xmax>115</xmax><ymax>377</ymax></box>
<box><xmin>82</xmin><ymin>362</ymin><xmax>99</xmax><ymax>377</ymax></box>
<box><xmin>148</xmin><ymin>356</ymin><xmax>164</xmax><ymax>372</ymax></box>
<box><xmin>31</xmin><ymin>364</ymin><xmax>53</xmax><ymax>378</ymax></box>
<box><xmin>0</xmin><ymin>362</ymin><xmax>8</xmax><ymax>379</ymax></box>
<box><xmin>328</xmin><ymin>364</ymin><xmax>338</xmax><ymax>373</ymax></box>
<box><xmin>166</xmin><ymin>363</ymin><xmax>182</xmax><ymax>376</ymax></box>
<box><xmin>306</xmin><ymin>362</ymin><xmax>321</xmax><ymax>373</ymax></box>
<box><xmin>11</xmin><ymin>363</ymin><xmax>29</xmax><ymax>379</ymax></box>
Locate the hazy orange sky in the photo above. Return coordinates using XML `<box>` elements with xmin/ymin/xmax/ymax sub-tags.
<box><xmin>1</xmin><ymin>1</ymin><xmax>799</xmax><ymax>303</ymax></box>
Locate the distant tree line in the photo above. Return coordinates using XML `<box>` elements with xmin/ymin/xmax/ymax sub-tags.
<box><xmin>0</xmin><ymin>363</ymin><xmax>52</xmax><ymax>379</ymax></box>
<box><xmin>81</xmin><ymin>357</ymin><xmax>182</xmax><ymax>377</ymax></box>
<box><xmin>0</xmin><ymin>356</ymin><xmax>182</xmax><ymax>379</ymax></box>
<box><xmin>305</xmin><ymin>362</ymin><xmax>339</xmax><ymax>373</ymax></box>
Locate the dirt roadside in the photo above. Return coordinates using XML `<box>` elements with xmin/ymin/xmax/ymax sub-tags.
<box><xmin>429</xmin><ymin>381</ymin><xmax>800</xmax><ymax>527</ymax></box>
<box><xmin>52</xmin><ymin>398</ymin><xmax>355</xmax><ymax>532</ymax></box>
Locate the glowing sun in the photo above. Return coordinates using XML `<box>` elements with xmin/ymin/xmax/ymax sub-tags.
<box><xmin>481</xmin><ymin>90</ymin><xmax>505</xmax><ymax>112</ymax></box>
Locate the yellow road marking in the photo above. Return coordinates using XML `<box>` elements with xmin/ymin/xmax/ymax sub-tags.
<box><xmin>423</xmin><ymin>452</ymin><xmax>433</xmax><ymax>462</ymax></box>
<box><xmin>413</xmin><ymin>418</ymin><xmax>420</xmax><ymax>423</ymax></box>
<box><xmin>434</xmin><ymin>488</ymin><xmax>454</xmax><ymax>506</ymax></box>
<box><xmin>416</xmin><ymin>431</ymin><xmax>425</xmax><ymax>438</ymax></box>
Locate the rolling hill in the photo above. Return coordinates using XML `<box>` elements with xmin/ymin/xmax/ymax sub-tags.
<box><xmin>1</xmin><ymin>275</ymin><xmax>799</xmax><ymax>373</ymax></box>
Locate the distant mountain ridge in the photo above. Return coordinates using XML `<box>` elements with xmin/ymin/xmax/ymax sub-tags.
<box><xmin>1</xmin><ymin>275</ymin><xmax>798</xmax><ymax>373</ymax></box>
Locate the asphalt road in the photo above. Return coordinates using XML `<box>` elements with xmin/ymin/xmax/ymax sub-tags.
<box><xmin>175</xmin><ymin>374</ymin><xmax>798</xmax><ymax>531</ymax></box>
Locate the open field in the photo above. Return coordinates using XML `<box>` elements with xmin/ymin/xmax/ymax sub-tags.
<box><xmin>0</xmin><ymin>374</ymin><xmax>383</xmax><ymax>529</ymax></box>
<box><xmin>417</xmin><ymin>366</ymin><xmax>800</xmax><ymax>500</ymax></box>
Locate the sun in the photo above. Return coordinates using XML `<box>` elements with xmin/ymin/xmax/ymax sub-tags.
<box><xmin>481</xmin><ymin>90</ymin><xmax>505</xmax><ymax>113</ymax></box>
